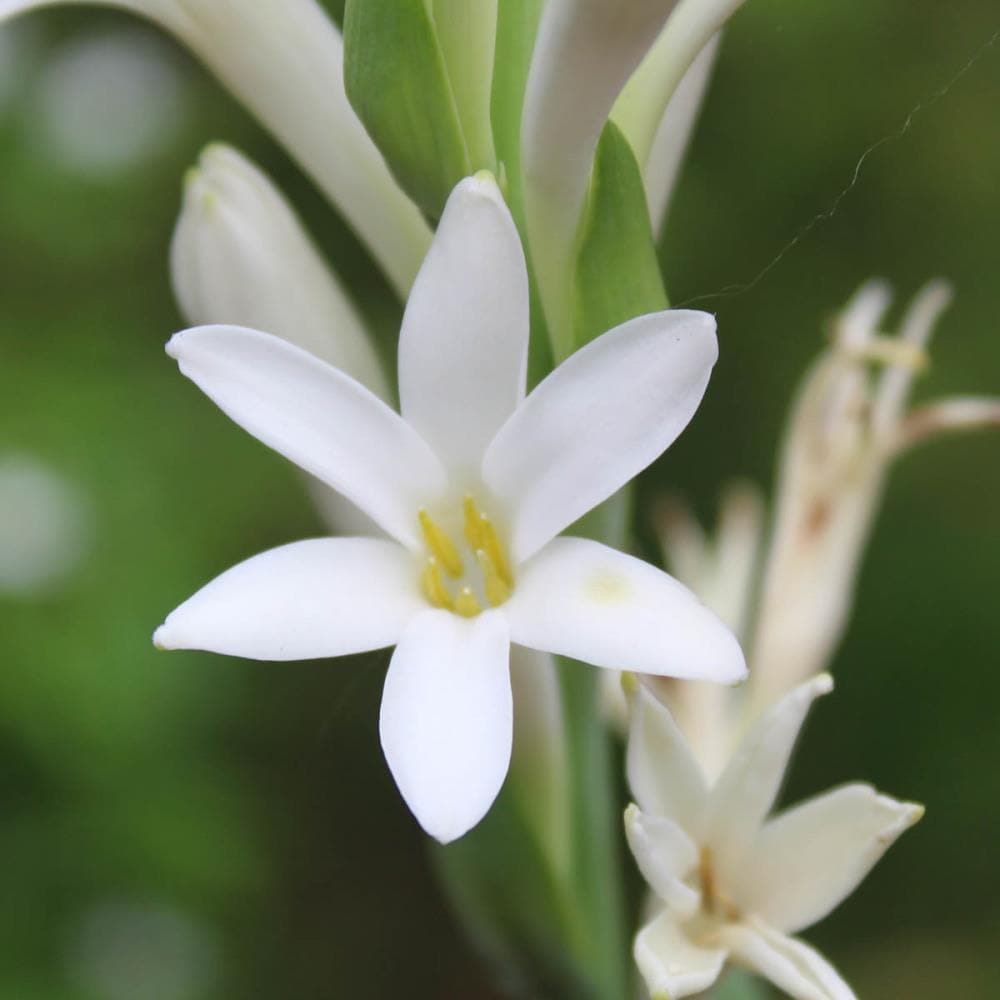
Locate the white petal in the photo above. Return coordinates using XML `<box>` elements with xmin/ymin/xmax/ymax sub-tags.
<box><xmin>642</xmin><ymin>34</ymin><xmax>719</xmax><ymax>234</ymax></box>
<box><xmin>484</xmin><ymin>310</ymin><xmax>718</xmax><ymax>562</ymax></box>
<box><xmin>707</xmin><ymin>674</ymin><xmax>833</xmax><ymax>880</ymax></box>
<box><xmin>889</xmin><ymin>395</ymin><xmax>1000</xmax><ymax>457</ymax></box>
<box><xmin>305</xmin><ymin>478</ymin><xmax>384</xmax><ymax>538</ymax></box>
<box><xmin>719</xmin><ymin>920</ymin><xmax>857</xmax><ymax>1000</ymax></box>
<box><xmin>735</xmin><ymin>784</ymin><xmax>923</xmax><ymax>935</ymax></box>
<box><xmin>0</xmin><ymin>0</ymin><xmax>431</xmax><ymax>295</ymax></box>
<box><xmin>398</xmin><ymin>174</ymin><xmax>529</xmax><ymax>476</ymax></box>
<box><xmin>505</xmin><ymin>537</ymin><xmax>746</xmax><ymax>682</ymax></box>
<box><xmin>626</xmin><ymin>683</ymin><xmax>707</xmax><ymax>835</ymax></box>
<box><xmin>873</xmin><ymin>279</ymin><xmax>953</xmax><ymax>434</ymax></box>
<box><xmin>625</xmin><ymin>804</ymin><xmax>700</xmax><ymax>915</ymax></box>
<box><xmin>171</xmin><ymin>144</ymin><xmax>390</xmax><ymax>400</ymax></box>
<box><xmin>153</xmin><ymin>538</ymin><xmax>421</xmax><ymax>660</ymax></box>
<box><xmin>521</xmin><ymin>0</ymin><xmax>682</xmax><ymax>343</ymax></box>
<box><xmin>166</xmin><ymin>325</ymin><xmax>447</xmax><ymax>549</ymax></box>
<box><xmin>634</xmin><ymin>909</ymin><xmax>726</xmax><ymax>1000</ymax></box>
<box><xmin>379</xmin><ymin>609</ymin><xmax>512</xmax><ymax>844</ymax></box>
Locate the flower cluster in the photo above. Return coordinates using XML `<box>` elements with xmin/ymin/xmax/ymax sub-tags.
<box><xmin>4</xmin><ymin>1</ymin><xmax>997</xmax><ymax>999</ymax></box>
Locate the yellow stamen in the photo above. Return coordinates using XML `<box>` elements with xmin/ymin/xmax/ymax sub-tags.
<box><xmin>477</xmin><ymin>513</ymin><xmax>513</xmax><ymax>586</ymax></box>
<box><xmin>463</xmin><ymin>494</ymin><xmax>484</xmax><ymax>550</ymax></box>
<box><xmin>476</xmin><ymin>549</ymin><xmax>511</xmax><ymax>607</ymax></box>
<box><xmin>418</xmin><ymin>508</ymin><xmax>463</xmax><ymax>577</ymax></box>
<box><xmin>421</xmin><ymin>557</ymin><xmax>454</xmax><ymax>610</ymax></box>
<box><xmin>454</xmin><ymin>586</ymin><xmax>481</xmax><ymax>618</ymax></box>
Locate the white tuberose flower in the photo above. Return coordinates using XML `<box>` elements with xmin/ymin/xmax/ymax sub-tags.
<box><xmin>625</xmin><ymin>675</ymin><xmax>922</xmax><ymax>999</ymax></box>
<box><xmin>154</xmin><ymin>173</ymin><xmax>746</xmax><ymax>843</ymax></box>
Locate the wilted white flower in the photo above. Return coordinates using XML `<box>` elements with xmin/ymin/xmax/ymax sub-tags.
<box><xmin>154</xmin><ymin>173</ymin><xmax>745</xmax><ymax>843</ymax></box>
<box><xmin>626</xmin><ymin>675</ymin><xmax>922</xmax><ymax>1000</ymax></box>
<box><xmin>749</xmin><ymin>280</ymin><xmax>1000</xmax><ymax>712</ymax></box>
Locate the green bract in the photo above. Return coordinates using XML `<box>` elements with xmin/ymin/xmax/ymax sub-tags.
<box><xmin>344</xmin><ymin>0</ymin><xmax>499</xmax><ymax>219</ymax></box>
<box><xmin>574</xmin><ymin>121</ymin><xmax>669</xmax><ymax>349</ymax></box>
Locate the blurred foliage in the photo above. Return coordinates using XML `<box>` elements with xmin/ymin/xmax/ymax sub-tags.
<box><xmin>0</xmin><ymin>1</ymin><xmax>998</xmax><ymax>998</ymax></box>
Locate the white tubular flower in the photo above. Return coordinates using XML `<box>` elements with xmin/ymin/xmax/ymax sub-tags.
<box><xmin>0</xmin><ymin>0</ymin><xmax>431</xmax><ymax>295</ymax></box>
<box><xmin>749</xmin><ymin>280</ymin><xmax>1000</xmax><ymax>713</ymax></box>
<box><xmin>171</xmin><ymin>143</ymin><xmax>390</xmax><ymax>539</ymax></box>
<box><xmin>620</xmin><ymin>33</ymin><xmax>720</xmax><ymax>236</ymax></box>
<box><xmin>172</xmin><ymin>144</ymin><xmax>390</xmax><ymax>402</ymax></box>
<box><xmin>626</xmin><ymin>675</ymin><xmax>923</xmax><ymax>1000</ymax></box>
<box><xmin>521</xmin><ymin>0</ymin><xmax>683</xmax><ymax>350</ymax></box>
<box><xmin>154</xmin><ymin>174</ymin><xmax>746</xmax><ymax>844</ymax></box>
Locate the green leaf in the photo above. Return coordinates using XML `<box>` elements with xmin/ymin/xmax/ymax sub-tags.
<box><xmin>433</xmin><ymin>0</ymin><xmax>499</xmax><ymax>171</ymax></box>
<box><xmin>573</xmin><ymin>120</ymin><xmax>669</xmax><ymax>348</ymax></box>
<box><xmin>491</xmin><ymin>0</ymin><xmax>544</xmax><ymax>217</ymax></box>
<box><xmin>343</xmin><ymin>0</ymin><xmax>470</xmax><ymax>219</ymax></box>
<box><xmin>432</xmin><ymin>782</ymin><xmax>593</xmax><ymax>1000</ymax></box>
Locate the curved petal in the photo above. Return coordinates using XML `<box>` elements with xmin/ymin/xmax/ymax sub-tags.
<box><xmin>520</xmin><ymin>0</ymin><xmax>681</xmax><ymax>346</ymax></box>
<box><xmin>483</xmin><ymin>309</ymin><xmax>718</xmax><ymax>562</ymax></box>
<box><xmin>624</xmin><ymin>804</ymin><xmax>700</xmax><ymax>916</ymax></box>
<box><xmin>719</xmin><ymin>919</ymin><xmax>857</xmax><ymax>1000</ymax></box>
<box><xmin>398</xmin><ymin>173</ymin><xmax>529</xmax><ymax>476</ymax></box>
<box><xmin>153</xmin><ymin>538</ymin><xmax>421</xmax><ymax>659</ymax></box>
<box><xmin>634</xmin><ymin>909</ymin><xmax>726</xmax><ymax>1000</ymax></box>
<box><xmin>707</xmin><ymin>674</ymin><xmax>833</xmax><ymax>879</ymax></box>
<box><xmin>171</xmin><ymin>144</ymin><xmax>390</xmax><ymax>400</ymax></box>
<box><xmin>505</xmin><ymin>537</ymin><xmax>746</xmax><ymax>682</ymax></box>
<box><xmin>735</xmin><ymin>784</ymin><xmax>923</xmax><ymax>935</ymax></box>
<box><xmin>166</xmin><ymin>326</ymin><xmax>447</xmax><ymax>549</ymax></box>
<box><xmin>626</xmin><ymin>683</ymin><xmax>707</xmax><ymax>836</ymax></box>
<box><xmin>0</xmin><ymin>0</ymin><xmax>431</xmax><ymax>295</ymax></box>
<box><xmin>379</xmin><ymin>609</ymin><xmax>512</xmax><ymax>843</ymax></box>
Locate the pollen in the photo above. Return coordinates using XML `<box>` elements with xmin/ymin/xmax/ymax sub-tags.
<box><xmin>418</xmin><ymin>496</ymin><xmax>515</xmax><ymax>616</ymax></box>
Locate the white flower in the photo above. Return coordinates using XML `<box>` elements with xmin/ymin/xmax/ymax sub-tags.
<box><xmin>0</xmin><ymin>0</ymin><xmax>431</xmax><ymax>294</ymax></box>
<box><xmin>153</xmin><ymin>173</ymin><xmax>746</xmax><ymax>843</ymax></box>
<box><xmin>172</xmin><ymin>144</ymin><xmax>390</xmax><ymax>402</ymax></box>
<box><xmin>749</xmin><ymin>280</ymin><xmax>1000</xmax><ymax>711</ymax></box>
<box><xmin>625</xmin><ymin>675</ymin><xmax>923</xmax><ymax>1000</ymax></box>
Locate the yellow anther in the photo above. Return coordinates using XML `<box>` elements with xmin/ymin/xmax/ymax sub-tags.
<box><xmin>421</xmin><ymin>557</ymin><xmax>454</xmax><ymax>610</ymax></box>
<box><xmin>454</xmin><ymin>586</ymin><xmax>481</xmax><ymax>618</ymax></box>
<box><xmin>476</xmin><ymin>549</ymin><xmax>511</xmax><ymax>607</ymax></box>
<box><xmin>463</xmin><ymin>495</ymin><xmax>484</xmax><ymax>550</ymax></box>
<box><xmin>477</xmin><ymin>514</ymin><xmax>513</xmax><ymax>587</ymax></box>
<box><xmin>418</xmin><ymin>508</ymin><xmax>463</xmax><ymax>577</ymax></box>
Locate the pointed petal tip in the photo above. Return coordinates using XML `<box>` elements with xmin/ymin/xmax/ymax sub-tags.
<box><xmin>453</xmin><ymin>170</ymin><xmax>505</xmax><ymax>206</ymax></box>
<box><xmin>152</xmin><ymin>624</ymin><xmax>171</xmax><ymax>651</ymax></box>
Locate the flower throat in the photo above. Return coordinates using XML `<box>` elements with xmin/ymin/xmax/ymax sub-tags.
<box><xmin>418</xmin><ymin>496</ymin><xmax>512</xmax><ymax>617</ymax></box>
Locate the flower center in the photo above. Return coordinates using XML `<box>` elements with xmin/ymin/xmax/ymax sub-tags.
<box><xmin>697</xmin><ymin>846</ymin><xmax>740</xmax><ymax>922</ymax></box>
<box><xmin>417</xmin><ymin>495</ymin><xmax>513</xmax><ymax>617</ymax></box>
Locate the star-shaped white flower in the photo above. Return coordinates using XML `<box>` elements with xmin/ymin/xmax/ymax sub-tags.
<box><xmin>154</xmin><ymin>173</ymin><xmax>745</xmax><ymax>843</ymax></box>
<box><xmin>625</xmin><ymin>675</ymin><xmax>922</xmax><ymax>999</ymax></box>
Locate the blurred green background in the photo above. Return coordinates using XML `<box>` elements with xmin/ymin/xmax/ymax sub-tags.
<box><xmin>1</xmin><ymin>1</ymin><xmax>998</xmax><ymax>997</ymax></box>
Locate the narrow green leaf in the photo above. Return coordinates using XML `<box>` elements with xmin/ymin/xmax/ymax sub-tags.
<box><xmin>433</xmin><ymin>0</ymin><xmax>499</xmax><ymax>172</ymax></box>
<box><xmin>573</xmin><ymin>121</ymin><xmax>669</xmax><ymax>348</ymax></box>
<box><xmin>491</xmin><ymin>0</ymin><xmax>544</xmax><ymax>217</ymax></box>
<box><xmin>343</xmin><ymin>0</ymin><xmax>470</xmax><ymax>219</ymax></box>
<box><xmin>432</xmin><ymin>781</ymin><xmax>595</xmax><ymax>1000</ymax></box>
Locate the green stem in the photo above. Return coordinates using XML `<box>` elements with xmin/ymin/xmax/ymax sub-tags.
<box><xmin>556</xmin><ymin>659</ymin><xmax>631</xmax><ymax>1000</ymax></box>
